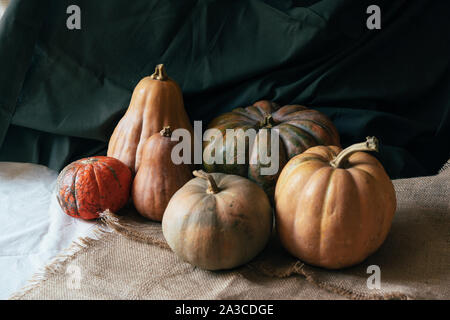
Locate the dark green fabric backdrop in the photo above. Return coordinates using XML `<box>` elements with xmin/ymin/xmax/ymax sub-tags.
<box><xmin>0</xmin><ymin>0</ymin><xmax>449</xmax><ymax>178</ymax></box>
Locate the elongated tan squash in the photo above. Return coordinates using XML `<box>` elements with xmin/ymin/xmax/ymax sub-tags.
<box><xmin>108</xmin><ymin>64</ymin><xmax>193</xmax><ymax>173</ymax></box>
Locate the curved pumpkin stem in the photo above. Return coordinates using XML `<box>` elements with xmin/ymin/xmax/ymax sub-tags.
<box><xmin>150</xmin><ymin>64</ymin><xmax>168</xmax><ymax>81</ymax></box>
<box><xmin>330</xmin><ymin>136</ymin><xmax>379</xmax><ymax>169</ymax></box>
<box><xmin>193</xmin><ymin>170</ymin><xmax>220</xmax><ymax>194</ymax></box>
<box><xmin>160</xmin><ymin>126</ymin><xmax>172</xmax><ymax>137</ymax></box>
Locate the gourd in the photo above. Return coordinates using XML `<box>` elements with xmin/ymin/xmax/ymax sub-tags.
<box><xmin>132</xmin><ymin>126</ymin><xmax>192</xmax><ymax>221</ymax></box>
<box><xmin>162</xmin><ymin>170</ymin><xmax>273</xmax><ymax>270</ymax></box>
<box><xmin>107</xmin><ymin>64</ymin><xmax>193</xmax><ymax>173</ymax></box>
<box><xmin>203</xmin><ymin>100</ymin><xmax>340</xmax><ymax>198</ymax></box>
<box><xmin>56</xmin><ymin>156</ymin><xmax>132</xmax><ymax>220</ymax></box>
<box><xmin>275</xmin><ymin>137</ymin><xmax>396</xmax><ymax>269</ymax></box>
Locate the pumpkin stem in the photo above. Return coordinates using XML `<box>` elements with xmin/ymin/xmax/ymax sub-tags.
<box><xmin>330</xmin><ymin>136</ymin><xmax>379</xmax><ymax>169</ymax></box>
<box><xmin>160</xmin><ymin>126</ymin><xmax>172</xmax><ymax>137</ymax></box>
<box><xmin>150</xmin><ymin>64</ymin><xmax>168</xmax><ymax>81</ymax></box>
<box><xmin>260</xmin><ymin>114</ymin><xmax>275</xmax><ymax>128</ymax></box>
<box><xmin>193</xmin><ymin>170</ymin><xmax>220</xmax><ymax>194</ymax></box>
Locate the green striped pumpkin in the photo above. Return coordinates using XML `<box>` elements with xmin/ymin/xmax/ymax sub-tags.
<box><xmin>203</xmin><ymin>100</ymin><xmax>340</xmax><ymax>199</ymax></box>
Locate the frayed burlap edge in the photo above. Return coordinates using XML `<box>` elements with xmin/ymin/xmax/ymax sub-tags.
<box><xmin>100</xmin><ymin>210</ymin><xmax>410</xmax><ymax>300</ymax></box>
<box><xmin>438</xmin><ymin>159</ymin><xmax>450</xmax><ymax>174</ymax></box>
<box><xmin>8</xmin><ymin>226</ymin><xmax>109</xmax><ymax>300</ymax></box>
<box><xmin>100</xmin><ymin>210</ymin><xmax>170</xmax><ymax>250</ymax></box>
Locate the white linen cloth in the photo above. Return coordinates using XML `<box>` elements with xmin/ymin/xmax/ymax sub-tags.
<box><xmin>0</xmin><ymin>162</ymin><xmax>98</xmax><ymax>299</ymax></box>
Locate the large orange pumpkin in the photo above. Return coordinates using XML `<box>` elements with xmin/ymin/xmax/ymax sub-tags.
<box><xmin>56</xmin><ymin>156</ymin><xmax>132</xmax><ymax>220</ymax></box>
<box><xmin>203</xmin><ymin>100</ymin><xmax>340</xmax><ymax>198</ymax></box>
<box><xmin>107</xmin><ymin>64</ymin><xmax>193</xmax><ymax>173</ymax></box>
<box><xmin>132</xmin><ymin>126</ymin><xmax>192</xmax><ymax>221</ymax></box>
<box><xmin>275</xmin><ymin>137</ymin><xmax>396</xmax><ymax>269</ymax></box>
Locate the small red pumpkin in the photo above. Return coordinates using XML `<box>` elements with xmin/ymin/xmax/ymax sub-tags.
<box><xmin>56</xmin><ymin>156</ymin><xmax>132</xmax><ymax>220</ymax></box>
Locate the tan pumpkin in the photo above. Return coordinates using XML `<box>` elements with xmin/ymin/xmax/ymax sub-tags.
<box><xmin>162</xmin><ymin>170</ymin><xmax>273</xmax><ymax>270</ymax></box>
<box><xmin>275</xmin><ymin>137</ymin><xmax>396</xmax><ymax>269</ymax></box>
<box><xmin>107</xmin><ymin>64</ymin><xmax>193</xmax><ymax>173</ymax></box>
<box><xmin>132</xmin><ymin>126</ymin><xmax>192</xmax><ymax>221</ymax></box>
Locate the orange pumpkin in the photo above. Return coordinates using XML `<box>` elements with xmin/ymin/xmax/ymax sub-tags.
<box><xmin>107</xmin><ymin>64</ymin><xmax>193</xmax><ymax>173</ymax></box>
<box><xmin>56</xmin><ymin>156</ymin><xmax>132</xmax><ymax>220</ymax></box>
<box><xmin>275</xmin><ymin>137</ymin><xmax>396</xmax><ymax>269</ymax></box>
<box><xmin>132</xmin><ymin>126</ymin><xmax>192</xmax><ymax>221</ymax></box>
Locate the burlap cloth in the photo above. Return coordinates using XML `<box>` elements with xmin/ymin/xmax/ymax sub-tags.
<box><xmin>11</xmin><ymin>161</ymin><xmax>450</xmax><ymax>300</ymax></box>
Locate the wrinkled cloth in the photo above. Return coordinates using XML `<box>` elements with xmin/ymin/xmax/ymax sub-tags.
<box><xmin>0</xmin><ymin>162</ymin><xmax>96</xmax><ymax>299</ymax></box>
<box><xmin>11</xmin><ymin>161</ymin><xmax>450</xmax><ymax>300</ymax></box>
<box><xmin>1</xmin><ymin>0</ymin><xmax>449</xmax><ymax>178</ymax></box>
